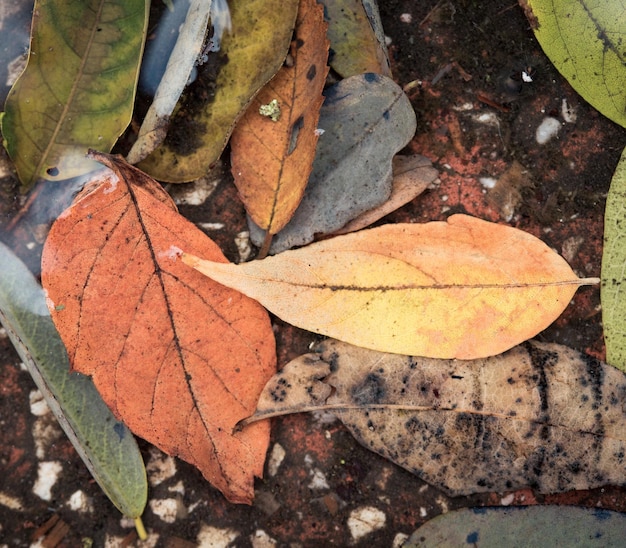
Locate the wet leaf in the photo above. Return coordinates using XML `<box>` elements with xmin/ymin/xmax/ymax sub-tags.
<box><xmin>137</xmin><ymin>0</ymin><xmax>299</xmax><ymax>182</ymax></box>
<box><xmin>230</xmin><ymin>0</ymin><xmax>329</xmax><ymax>250</ymax></box>
<box><xmin>332</xmin><ymin>155</ymin><xmax>438</xmax><ymax>236</ymax></box>
<box><xmin>404</xmin><ymin>506</ymin><xmax>626</xmax><ymax>547</ymax></box>
<box><xmin>41</xmin><ymin>153</ymin><xmax>276</xmax><ymax>504</ymax></box>
<box><xmin>322</xmin><ymin>0</ymin><xmax>390</xmax><ymax>77</ymax></box>
<box><xmin>523</xmin><ymin>0</ymin><xmax>626</xmax><ymax>128</ymax></box>
<box><xmin>1</xmin><ymin>0</ymin><xmax>149</xmax><ymax>189</ymax></box>
<box><xmin>0</xmin><ymin>242</ymin><xmax>147</xmax><ymax>518</ymax></box>
<box><xmin>184</xmin><ymin>214</ymin><xmax>596</xmax><ymax>359</ymax></box>
<box><xmin>602</xmin><ymin>146</ymin><xmax>626</xmax><ymax>372</ymax></box>
<box><xmin>250</xmin><ymin>339</ymin><xmax>626</xmax><ymax>496</ymax></box>
<box><xmin>126</xmin><ymin>0</ymin><xmax>213</xmax><ymax>164</ymax></box>
<box><xmin>248</xmin><ymin>73</ymin><xmax>417</xmax><ymax>254</ymax></box>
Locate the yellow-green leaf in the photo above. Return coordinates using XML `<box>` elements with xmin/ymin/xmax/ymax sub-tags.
<box><xmin>183</xmin><ymin>214</ymin><xmax>597</xmax><ymax>359</ymax></box>
<box><xmin>523</xmin><ymin>0</ymin><xmax>626</xmax><ymax>128</ymax></box>
<box><xmin>1</xmin><ymin>0</ymin><xmax>149</xmax><ymax>190</ymax></box>
<box><xmin>602</xmin><ymin>146</ymin><xmax>626</xmax><ymax>371</ymax></box>
<box><xmin>137</xmin><ymin>0</ymin><xmax>299</xmax><ymax>182</ymax></box>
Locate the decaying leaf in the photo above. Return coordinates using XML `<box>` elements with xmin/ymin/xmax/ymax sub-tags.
<box><xmin>184</xmin><ymin>214</ymin><xmax>597</xmax><ymax>359</ymax></box>
<box><xmin>230</xmin><ymin>0</ymin><xmax>329</xmax><ymax>254</ymax></box>
<box><xmin>41</xmin><ymin>153</ymin><xmax>276</xmax><ymax>504</ymax></box>
<box><xmin>249</xmin><ymin>339</ymin><xmax>626</xmax><ymax>496</ymax></box>
<box><xmin>248</xmin><ymin>73</ymin><xmax>418</xmax><ymax>254</ymax></box>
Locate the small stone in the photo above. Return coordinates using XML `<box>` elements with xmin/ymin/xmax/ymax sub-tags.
<box><xmin>149</xmin><ymin>498</ymin><xmax>179</xmax><ymax>523</ymax></box>
<box><xmin>33</xmin><ymin>461</ymin><xmax>63</xmax><ymax>501</ymax></box>
<box><xmin>347</xmin><ymin>506</ymin><xmax>386</xmax><ymax>541</ymax></box>
<box><xmin>535</xmin><ymin>117</ymin><xmax>561</xmax><ymax>144</ymax></box>
<box><xmin>250</xmin><ymin>529</ymin><xmax>277</xmax><ymax>547</ymax></box>
<box><xmin>197</xmin><ymin>524</ymin><xmax>240</xmax><ymax>547</ymax></box>
<box><xmin>267</xmin><ymin>443</ymin><xmax>286</xmax><ymax>477</ymax></box>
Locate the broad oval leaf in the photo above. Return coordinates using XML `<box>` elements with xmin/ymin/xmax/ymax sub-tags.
<box><xmin>248</xmin><ymin>73</ymin><xmax>417</xmax><ymax>254</ymax></box>
<box><xmin>0</xmin><ymin>242</ymin><xmax>146</xmax><ymax>518</ymax></box>
<box><xmin>41</xmin><ymin>153</ymin><xmax>276</xmax><ymax>504</ymax></box>
<box><xmin>2</xmin><ymin>0</ymin><xmax>149</xmax><ymax>189</ymax></box>
<box><xmin>230</xmin><ymin>0</ymin><xmax>329</xmax><ymax>247</ymax></box>
<box><xmin>252</xmin><ymin>339</ymin><xmax>626</xmax><ymax>496</ymax></box>
<box><xmin>184</xmin><ymin>214</ymin><xmax>596</xmax><ymax>359</ymax></box>
<box><xmin>523</xmin><ymin>0</ymin><xmax>626</xmax><ymax>128</ymax></box>
<box><xmin>137</xmin><ymin>0</ymin><xmax>299</xmax><ymax>182</ymax></box>
<box><xmin>602</xmin><ymin>145</ymin><xmax>626</xmax><ymax>372</ymax></box>
<box><xmin>404</xmin><ymin>506</ymin><xmax>626</xmax><ymax>547</ymax></box>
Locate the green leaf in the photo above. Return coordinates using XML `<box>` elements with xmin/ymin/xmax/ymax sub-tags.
<box><xmin>1</xmin><ymin>0</ymin><xmax>149</xmax><ymax>189</ymax></box>
<box><xmin>602</xmin><ymin>146</ymin><xmax>626</xmax><ymax>372</ymax></box>
<box><xmin>0</xmin><ymin>242</ymin><xmax>147</xmax><ymax>518</ymax></box>
<box><xmin>524</xmin><ymin>0</ymin><xmax>626</xmax><ymax>128</ymax></box>
<box><xmin>404</xmin><ymin>506</ymin><xmax>626</xmax><ymax>547</ymax></box>
<box><xmin>321</xmin><ymin>0</ymin><xmax>390</xmax><ymax>78</ymax></box>
<box><xmin>137</xmin><ymin>0</ymin><xmax>299</xmax><ymax>182</ymax></box>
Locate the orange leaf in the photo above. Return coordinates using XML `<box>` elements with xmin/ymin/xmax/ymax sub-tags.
<box><xmin>41</xmin><ymin>153</ymin><xmax>276</xmax><ymax>504</ymax></box>
<box><xmin>229</xmin><ymin>0</ymin><xmax>329</xmax><ymax>249</ymax></box>
<box><xmin>183</xmin><ymin>215</ymin><xmax>599</xmax><ymax>359</ymax></box>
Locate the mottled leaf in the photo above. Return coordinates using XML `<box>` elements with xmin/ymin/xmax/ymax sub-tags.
<box><xmin>137</xmin><ymin>0</ymin><xmax>299</xmax><ymax>182</ymax></box>
<box><xmin>185</xmin><ymin>215</ymin><xmax>596</xmax><ymax>359</ymax></box>
<box><xmin>250</xmin><ymin>339</ymin><xmax>626</xmax><ymax>496</ymax></box>
<box><xmin>1</xmin><ymin>0</ymin><xmax>149</xmax><ymax>189</ymax></box>
<box><xmin>41</xmin><ymin>153</ymin><xmax>276</xmax><ymax>504</ymax></box>
<box><xmin>0</xmin><ymin>241</ymin><xmax>146</xmax><ymax>518</ymax></box>
<box><xmin>248</xmin><ymin>73</ymin><xmax>417</xmax><ymax>253</ymax></box>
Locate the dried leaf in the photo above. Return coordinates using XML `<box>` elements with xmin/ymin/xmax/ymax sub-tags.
<box><xmin>250</xmin><ymin>339</ymin><xmax>626</xmax><ymax>496</ymax></box>
<box><xmin>248</xmin><ymin>73</ymin><xmax>417</xmax><ymax>254</ymax></box>
<box><xmin>230</xmin><ymin>0</ymin><xmax>329</xmax><ymax>246</ymax></box>
<box><xmin>41</xmin><ymin>153</ymin><xmax>276</xmax><ymax>504</ymax></box>
<box><xmin>184</xmin><ymin>214</ymin><xmax>597</xmax><ymax>359</ymax></box>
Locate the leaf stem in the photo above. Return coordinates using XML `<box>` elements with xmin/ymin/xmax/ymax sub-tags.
<box><xmin>134</xmin><ymin>516</ymin><xmax>147</xmax><ymax>540</ymax></box>
<box><xmin>257</xmin><ymin>232</ymin><xmax>273</xmax><ymax>260</ymax></box>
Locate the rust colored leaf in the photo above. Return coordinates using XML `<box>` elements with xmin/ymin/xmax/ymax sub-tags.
<box><xmin>229</xmin><ymin>0</ymin><xmax>329</xmax><ymax>251</ymax></box>
<box><xmin>41</xmin><ymin>153</ymin><xmax>276</xmax><ymax>504</ymax></box>
<box><xmin>248</xmin><ymin>339</ymin><xmax>626</xmax><ymax>496</ymax></box>
<box><xmin>183</xmin><ymin>214</ymin><xmax>598</xmax><ymax>359</ymax></box>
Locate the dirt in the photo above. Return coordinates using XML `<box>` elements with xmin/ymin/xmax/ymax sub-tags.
<box><xmin>1</xmin><ymin>0</ymin><xmax>626</xmax><ymax>546</ymax></box>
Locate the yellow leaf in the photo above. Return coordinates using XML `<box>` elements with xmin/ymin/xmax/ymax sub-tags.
<box><xmin>182</xmin><ymin>215</ymin><xmax>598</xmax><ymax>359</ymax></box>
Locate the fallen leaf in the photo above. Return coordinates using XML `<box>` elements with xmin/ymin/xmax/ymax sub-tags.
<box><xmin>1</xmin><ymin>0</ymin><xmax>149</xmax><ymax>189</ymax></box>
<box><xmin>602</xmin><ymin>145</ymin><xmax>626</xmax><ymax>372</ymax></box>
<box><xmin>41</xmin><ymin>153</ymin><xmax>276</xmax><ymax>504</ymax></box>
<box><xmin>137</xmin><ymin>0</ymin><xmax>299</xmax><ymax>182</ymax></box>
<box><xmin>404</xmin><ymin>506</ymin><xmax>626</xmax><ymax>547</ymax></box>
<box><xmin>230</xmin><ymin>0</ymin><xmax>329</xmax><ymax>253</ymax></box>
<box><xmin>523</xmin><ymin>0</ymin><xmax>626</xmax><ymax>128</ymax></box>
<box><xmin>184</xmin><ymin>214</ymin><xmax>597</xmax><ymax>359</ymax></box>
<box><xmin>322</xmin><ymin>0</ymin><xmax>391</xmax><ymax>77</ymax></box>
<box><xmin>332</xmin><ymin>155</ymin><xmax>438</xmax><ymax>235</ymax></box>
<box><xmin>248</xmin><ymin>73</ymin><xmax>417</xmax><ymax>254</ymax></box>
<box><xmin>0</xmin><ymin>241</ymin><xmax>146</xmax><ymax>518</ymax></box>
<box><xmin>250</xmin><ymin>339</ymin><xmax>626</xmax><ymax>496</ymax></box>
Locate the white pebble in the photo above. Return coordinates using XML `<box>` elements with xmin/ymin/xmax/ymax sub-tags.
<box><xmin>146</xmin><ymin>447</ymin><xmax>177</xmax><ymax>486</ymax></box>
<box><xmin>149</xmin><ymin>498</ymin><xmax>179</xmax><ymax>523</ymax></box>
<box><xmin>29</xmin><ymin>390</ymin><xmax>49</xmax><ymax>416</ymax></box>
<box><xmin>535</xmin><ymin>117</ymin><xmax>561</xmax><ymax>144</ymax></box>
<box><xmin>561</xmin><ymin>98</ymin><xmax>577</xmax><ymax>123</ymax></box>
<box><xmin>250</xmin><ymin>529</ymin><xmax>277</xmax><ymax>547</ymax></box>
<box><xmin>197</xmin><ymin>524</ymin><xmax>240</xmax><ymax>547</ymax></box>
<box><xmin>347</xmin><ymin>506</ymin><xmax>387</xmax><ymax>542</ymax></box>
<box><xmin>67</xmin><ymin>489</ymin><xmax>93</xmax><ymax>512</ymax></box>
<box><xmin>500</xmin><ymin>493</ymin><xmax>515</xmax><ymax>506</ymax></box>
<box><xmin>308</xmin><ymin>468</ymin><xmax>330</xmax><ymax>490</ymax></box>
<box><xmin>400</xmin><ymin>13</ymin><xmax>412</xmax><ymax>23</ymax></box>
<box><xmin>267</xmin><ymin>443</ymin><xmax>286</xmax><ymax>477</ymax></box>
<box><xmin>479</xmin><ymin>177</ymin><xmax>497</xmax><ymax>189</ymax></box>
<box><xmin>33</xmin><ymin>461</ymin><xmax>63</xmax><ymax>501</ymax></box>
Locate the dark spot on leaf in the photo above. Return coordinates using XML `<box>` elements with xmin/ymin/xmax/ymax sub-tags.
<box><xmin>466</xmin><ymin>531</ymin><xmax>479</xmax><ymax>544</ymax></box>
<box><xmin>364</xmin><ymin>72</ymin><xmax>378</xmax><ymax>83</ymax></box>
<box><xmin>351</xmin><ymin>373</ymin><xmax>386</xmax><ymax>404</ymax></box>
<box><xmin>307</xmin><ymin>65</ymin><xmax>317</xmax><ymax>80</ymax></box>
<box><xmin>113</xmin><ymin>422</ymin><xmax>126</xmax><ymax>441</ymax></box>
<box><xmin>46</xmin><ymin>166</ymin><xmax>59</xmax><ymax>177</ymax></box>
<box><xmin>295</xmin><ymin>38</ymin><xmax>305</xmax><ymax>49</ymax></box>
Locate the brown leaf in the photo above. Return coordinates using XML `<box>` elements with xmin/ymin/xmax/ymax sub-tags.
<box><xmin>229</xmin><ymin>0</ymin><xmax>329</xmax><ymax>251</ymax></box>
<box><xmin>41</xmin><ymin>153</ymin><xmax>276</xmax><ymax>504</ymax></box>
<box><xmin>248</xmin><ymin>339</ymin><xmax>626</xmax><ymax>496</ymax></box>
<box><xmin>183</xmin><ymin>215</ymin><xmax>598</xmax><ymax>359</ymax></box>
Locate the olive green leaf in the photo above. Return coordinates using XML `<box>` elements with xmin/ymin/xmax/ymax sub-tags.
<box><xmin>602</xmin><ymin>146</ymin><xmax>626</xmax><ymax>372</ymax></box>
<box><xmin>137</xmin><ymin>0</ymin><xmax>299</xmax><ymax>182</ymax></box>
<box><xmin>524</xmin><ymin>0</ymin><xmax>626</xmax><ymax>128</ymax></box>
<box><xmin>2</xmin><ymin>0</ymin><xmax>149</xmax><ymax>190</ymax></box>
<box><xmin>0</xmin><ymin>242</ymin><xmax>147</xmax><ymax>519</ymax></box>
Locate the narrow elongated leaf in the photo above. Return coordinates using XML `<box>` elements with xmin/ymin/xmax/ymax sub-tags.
<box><xmin>322</xmin><ymin>0</ymin><xmax>390</xmax><ymax>77</ymax></box>
<box><xmin>230</xmin><ymin>0</ymin><xmax>329</xmax><ymax>246</ymax></box>
<box><xmin>2</xmin><ymin>0</ymin><xmax>149</xmax><ymax>189</ymax></box>
<box><xmin>137</xmin><ymin>0</ymin><xmax>299</xmax><ymax>182</ymax></box>
<box><xmin>41</xmin><ymin>153</ymin><xmax>276</xmax><ymax>504</ymax></box>
<box><xmin>405</xmin><ymin>506</ymin><xmax>626</xmax><ymax>547</ymax></box>
<box><xmin>523</xmin><ymin>0</ymin><xmax>626</xmax><ymax>128</ymax></box>
<box><xmin>250</xmin><ymin>339</ymin><xmax>626</xmax><ymax>496</ymax></box>
<box><xmin>0</xmin><ymin>242</ymin><xmax>146</xmax><ymax>518</ymax></box>
<box><xmin>248</xmin><ymin>73</ymin><xmax>417</xmax><ymax>254</ymax></box>
<box><xmin>602</xmin><ymin>146</ymin><xmax>626</xmax><ymax>372</ymax></box>
<box><xmin>184</xmin><ymin>214</ymin><xmax>597</xmax><ymax>359</ymax></box>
